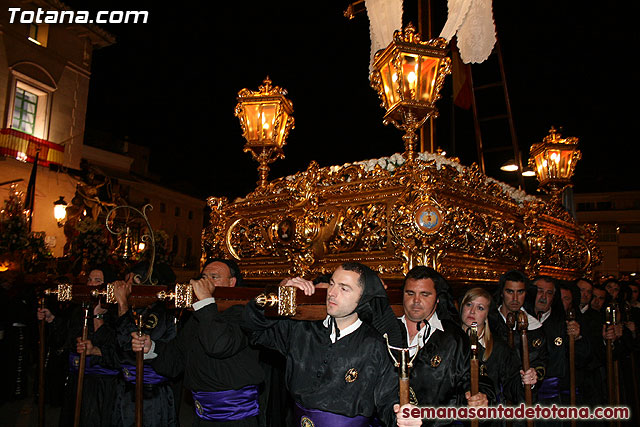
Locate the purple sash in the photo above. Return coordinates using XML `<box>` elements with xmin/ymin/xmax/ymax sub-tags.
<box><xmin>294</xmin><ymin>402</ymin><xmax>371</xmax><ymax>427</ymax></box>
<box><xmin>191</xmin><ymin>385</ymin><xmax>259</xmax><ymax>421</ymax></box>
<box><xmin>121</xmin><ymin>363</ymin><xmax>168</xmax><ymax>385</ymax></box>
<box><xmin>68</xmin><ymin>353</ymin><xmax>119</xmax><ymax>376</ymax></box>
<box><xmin>539</xmin><ymin>376</ymin><xmax>561</xmax><ymax>399</ymax></box>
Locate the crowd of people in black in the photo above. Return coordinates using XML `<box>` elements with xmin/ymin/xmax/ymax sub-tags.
<box><xmin>0</xmin><ymin>260</ymin><xmax>638</xmax><ymax>426</ymax></box>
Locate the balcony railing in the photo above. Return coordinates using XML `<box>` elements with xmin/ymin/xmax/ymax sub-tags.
<box><xmin>0</xmin><ymin>128</ymin><xmax>64</xmax><ymax>167</ymax></box>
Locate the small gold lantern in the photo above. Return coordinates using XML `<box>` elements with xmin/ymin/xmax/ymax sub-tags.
<box><xmin>528</xmin><ymin>127</ymin><xmax>582</xmax><ymax>193</ymax></box>
<box><xmin>53</xmin><ymin>196</ymin><xmax>68</xmax><ymax>227</ymax></box>
<box><xmin>370</xmin><ymin>24</ymin><xmax>451</xmax><ymax>162</ymax></box>
<box><xmin>235</xmin><ymin>77</ymin><xmax>295</xmax><ymax>188</ymax></box>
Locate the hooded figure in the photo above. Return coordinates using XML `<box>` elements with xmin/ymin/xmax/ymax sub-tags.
<box><xmin>242</xmin><ymin>262</ymin><xmax>401</xmax><ymax>426</ymax></box>
<box><xmin>330</xmin><ymin>262</ymin><xmax>404</xmax><ymax>347</ymax></box>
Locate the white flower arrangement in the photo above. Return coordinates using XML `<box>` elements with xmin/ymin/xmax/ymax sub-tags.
<box><xmin>259</xmin><ymin>151</ymin><xmax>539</xmax><ymax>205</ymax></box>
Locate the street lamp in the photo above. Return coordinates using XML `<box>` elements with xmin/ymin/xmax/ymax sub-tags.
<box><xmin>53</xmin><ymin>196</ymin><xmax>67</xmax><ymax>227</ymax></box>
<box><xmin>370</xmin><ymin>23</ymin><xmax>451</xmax><ymax>162</ymax></box>
<box><xmin>528</xmin><ymin>127</ymin><xmax>582</xmax><ymax>193</ymax></box>
<box><xmin>235</xmin><ymin>77</ymin><xmax>295</xmax><ymax>189</ymax></box>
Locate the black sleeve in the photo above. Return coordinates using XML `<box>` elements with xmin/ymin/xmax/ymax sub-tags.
<box><xmin>241</xmin><ymin>299</ymin><xmax>295</xmax><ymax>356</ymax></box>
<box><xmin>194</xmin><ymin>303</ymin><xmax>250</xmax><ymax>358</ymax></box>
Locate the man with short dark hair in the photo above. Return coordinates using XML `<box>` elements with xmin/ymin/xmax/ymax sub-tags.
<box><xmin>488</xmin><ymin>270</ymin><xmax>548</xmax><ymax>402</ymax></box>
<box><xmin>575</xmin><ymin>278</ymin><xmax>593</xmax><ymax>314</ymax></box>
<box><xmin>242</xmin><ymin>262</ymin><xmax>416</xmax><ymax>427</ymax></box>
<box><xmin>397</xmin><ymin>266</ymin><xmax>492</xmax><ymax>423</ymax></box>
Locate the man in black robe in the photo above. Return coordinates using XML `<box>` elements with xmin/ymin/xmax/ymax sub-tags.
<box><xmin>531</xmin><ymin>277</ymin><xmax>589</xmax><ymax>406</ymax></box>
<box><xmin>132</xmin><ymin>258</ymin><xmax>264</xmax><ymax>426</ymax></box>
<box><xmin>242</xmin><ymin>262</ymin><xmax>416</xmax><ymax>427</ymax></box>
<box><xmin>397</xmin><ymin>266</ymin><xmax>491</xmax><ymax>426</ymax></box>
<box><xmin>113</xmin><ymin>265</ymin><xmax>179</xmax><ymax>427</ymax></box>
<box><xmin>488</xmin><ymin>270</ymin><xmax>548</xmax><ymax>402</ymax></box>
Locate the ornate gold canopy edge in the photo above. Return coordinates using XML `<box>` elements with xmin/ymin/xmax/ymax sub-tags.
<box><xmin>202</xmin><ymin>151</ymin><xmax>601</xmax><ymax>289</ymax></box>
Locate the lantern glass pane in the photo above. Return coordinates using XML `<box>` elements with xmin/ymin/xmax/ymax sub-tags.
<box><xmin>244</xmin><ymin>104</ymin><xmax>261</xmax><ymax>141</ymax></box>
<box><xmin>418</xmin><ymin>56</ymin><xmax>440</xmax><ymax>102</ymax></box>
<box><xmin>535</xmin><ymin>153</ymin><xmax>548</xmax><ymax>181</ymax></box>
<box><xmin>559</xmin><ymin>150</ymin><xmax>572</xmax><ymax>178</ymax></box>
<box><xmin>277</xmin><ymin>111</ymin><xmax>289</xmax><ymax>146</ymax></box>
<box><xmin>380</xmin><ymin>62</ymin><xmax>397</xmax><ymax>107</ymax></box>
<box><xmin>401</xmin><ymin>54</ymin><xmax>419</xmax><ymax>100</ymax></box>
<box><xmin>260</xmin><ymin>103</ymin><xmax>277</xmax><ymax>140</ymax></box>
<box><xmin>548</xmin><ymin>149</ymin><xmax>561</xmax><ymax>179</ymax></box>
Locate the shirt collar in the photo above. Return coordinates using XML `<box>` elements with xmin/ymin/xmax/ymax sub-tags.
<box><xmin>323</xmin><ymin>315</ymin><xmax>362</xmax><ymax>343</ymax></box>
<box><xmin>399</xmin><ymin>311</ymin><xmax>444</xmax><ymax>356</ymax></box>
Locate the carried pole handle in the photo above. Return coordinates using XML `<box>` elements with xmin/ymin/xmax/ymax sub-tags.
<box><xmin>135</xmin><ymin>313</ymin><xmax>144</xmax><ymax>427</ymax></box>
<box><xmin>73</xmin><ymin>305</ymin><xmax>90</xmax><ymax>427</ymax></box>
<box><xmin>38</xmin><ymin>297</ymin><xmax>46</xmax><ymax>427</ymax></box>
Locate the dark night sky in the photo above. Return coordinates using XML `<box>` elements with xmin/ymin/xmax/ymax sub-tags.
<box><xmin>71</xmin><ymin>1</ymin><xmax>640</xmax><ymax>201</ymax></box>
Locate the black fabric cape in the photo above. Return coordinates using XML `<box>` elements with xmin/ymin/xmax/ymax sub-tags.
<box><xmin>113</xmin><ymin>301</ymin><xmax>178</xmax><ymax>427</ymax></box>
<box><xmin>48</xmin><ymin>302</ymin><xmax>119</xmax><ymax>427</ymax></box>
<box><xmin>538</xmin><ymin>308</ymin><xmax>591</xmax><ymax>394</ymax></box>
<box><xmin>488</xmin><ymin>308</ymin><xmax>548</xmax><ymax>400</ymax></box>
<box><xmin>152</xmin><ymin>303</ymin><xmax>264</xmax><ymax>427</ymax></box>
<box><xmin>478</xmin><ymin>335</ymin><xmax>525</xmax><ymax>405</ymax></box>
<box><xmin>398</xmin><ymin>318</ymin><xmax>496</xmax><ymax>427</ymax></box>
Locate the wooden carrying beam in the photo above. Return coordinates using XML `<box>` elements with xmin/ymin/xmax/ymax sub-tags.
<box><xmin>44</xmin><ymin>284</ymin><xmax>405</xmax><ymax>319</ymax></box>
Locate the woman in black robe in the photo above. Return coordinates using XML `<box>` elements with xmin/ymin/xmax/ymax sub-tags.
<box><xmin>459</xmin><ymin>287</ymin><xmax>537</xmax><ymax>408</ymax></box>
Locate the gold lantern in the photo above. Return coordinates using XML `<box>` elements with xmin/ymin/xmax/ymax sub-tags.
<box><xmin>370</xmin><ymin>23</ymin><xmax>451</xmax><ymax>162</ymax></box>
<box><xmin>528</xmin><ymin>127</ymin><xmax>582</xmax><ymax>193</ymax></box>
<box><xmin>235</xmin><ymin>77</ymin><xmax>295</xmax><ymax>189</ymax></box>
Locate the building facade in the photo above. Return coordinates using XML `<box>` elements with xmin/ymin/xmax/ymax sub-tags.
<box><xmin>575</xmin><ymin>191</ymin><xmax>640</xmax><ymax>278</ymax></box>
<box><xmin>1</xmin><ymin>1</ymin><xmax>205</xmax><ymax>270</ymax></box>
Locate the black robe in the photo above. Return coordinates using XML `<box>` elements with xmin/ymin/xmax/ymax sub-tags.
<box><xmin>537</xmin><ymin>308</ymin><xmax>591</xmax><ymax>403</ymax></box>
<box><xmin>49</xmin><ymin>303</ymin><xmax>119</xmax><ymax>427</ymax></box>
<box><xmin>113</xmin><ymin>301</ymin><xmax>178</xmax><ymax>427</ymax></box>
<box><xmin>398</xmin><ymin>318</ymin><xmax>497</xmax><ymax>426</ymax></box>
<box><xmin>242</xmin><ymin>300</ymin><xmax>398</xmax><ymax>427</ymax></box>
<box><xmin>151</xmin><ymin>303</ymin><xmax>264</xmax><ymax>426</ymax></box>
<box><xmin>488</xmin><ymin>308</ymin><xmax>548</xmax><ymax>401</ymax></box>
<box><xmin>478</xmin><ymin>335</ymin><xmax>525</xmax><ymax>405</ymax></box>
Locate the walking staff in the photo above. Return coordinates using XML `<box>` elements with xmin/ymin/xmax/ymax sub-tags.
<box><xmin>73</xmin><ymin>304</ymin><xmax>90</xmax><ymax>427</ymax></box>
<box><xmin>517</xmin><ymin>311</ymin><xmax>534</xmax><ymax>427</ymax></box>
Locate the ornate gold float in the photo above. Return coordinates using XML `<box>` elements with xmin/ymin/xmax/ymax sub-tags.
<box><xmin>201</xmin><ymin>151</ymin><xmax>600</xmax><ymax>290</ymax></box>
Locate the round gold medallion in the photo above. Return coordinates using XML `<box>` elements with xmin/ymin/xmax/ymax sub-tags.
<box><xmin>430</xmin><ymin>355</ymin><xmax>442</xmax><ymax>368</ymax></box>
<box><xmin>301</xmin><ymin>416</ymin><xmax>315</xmax><ymax>427</ymax></box>
<box><xmin>345</xmin><ymin>368</ymin><xmax>358</xmax><ymax>383</ymax></box>
<box><xmin>554</xmin><ymin>337</ymin><xmax>563</xmax><ymax>346</ymax></box>
<box><xmin>532</xmin><ymin>338</ymin><xmax>542</xmax><ymax>348</ymax></box>
<box><xmin>144</xmin><ymin>314</ymin><xmax>159</xmax><ymax>329</ymax></box>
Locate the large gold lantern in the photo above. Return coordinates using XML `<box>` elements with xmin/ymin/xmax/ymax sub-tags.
<box><xmin>528</xmin><ymin>127</ymin><xmax>582</xmax><ymax>193</ymax></box>
<box><xmin>370</xmin><ymin>24</ymin><xmax>451</xmax><ymax>162</ymax></box>
<box><xmin>235</xmin><ymin>77</ymin><xmax>295</xmax><ymax>188</ymax></box>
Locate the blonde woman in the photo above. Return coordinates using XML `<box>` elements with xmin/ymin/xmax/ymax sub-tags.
<box><xmin>460</xmin><ymin>287</ymin><xmax>537</xmax><ymax>405</ymax></box>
